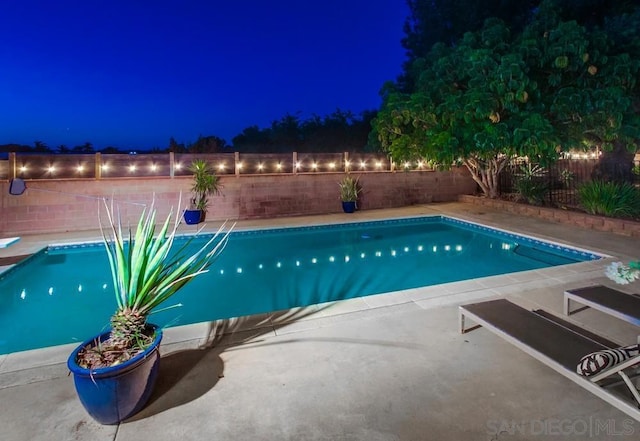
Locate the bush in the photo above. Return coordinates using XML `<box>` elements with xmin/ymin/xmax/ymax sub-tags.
<box><xmin>514</xmin><ymin>164</ymin><xmax>548</xmax><ymax>205</ymax></box>
<box><xmin>515</xmin><ymin>178</ymin><xmax>548</xmax><ymax>205</ymax></box>
<box><xmin>578</xmin><ymin>181</ymin><xmax>640</xmax><ymax>218</ymax></box>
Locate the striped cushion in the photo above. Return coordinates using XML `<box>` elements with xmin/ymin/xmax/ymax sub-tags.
<box><xmin>577</xmin><ymin>344</ymin><xmax>640</xmax><ymax>377</ymax></box>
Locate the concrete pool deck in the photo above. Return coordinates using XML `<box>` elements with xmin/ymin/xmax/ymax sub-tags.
<box><xmin>1</xmin><ymin>202</ymin><xmax>639</xmax><ymax>440</ymax></box>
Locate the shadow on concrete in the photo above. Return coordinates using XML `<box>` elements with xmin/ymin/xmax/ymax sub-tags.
<box><xmin>126</xmin><ymin>306</ymin><xmax>325</xmax><ymax>421</ymax></box>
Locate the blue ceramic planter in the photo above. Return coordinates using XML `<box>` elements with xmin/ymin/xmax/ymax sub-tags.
<box><xmin>183</xmin><ymin>209</ymin><xmax>203</xmax><ymax>225</ymax></box>
<box><xmin>342</xmin><ymin>201</ymin><xmax>357</xmax><ymax>213</ymax></box>
<box><xmin>67</xmin><ymin>325</ymin><xmax>163</xmax><ymax>425</ymax></box>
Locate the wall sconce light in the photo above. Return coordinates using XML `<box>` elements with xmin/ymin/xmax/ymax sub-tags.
<box><xmin>276</xmin><ymin>162</ymin><xmax>282</xmax><ymax>171</ymax></box>
<box><xmin>375</xmin><ymin>161</ymin><xmax>383</xmax><ymax>169</ymax></box>
<box><xmin>329</xmin><ymin>162</ymin><xmax>336</xmax><ymax>170</ymax></box>
<box><xmin>76</xmin><ymin>165</ymin><xmax>84</xmax><ymax>173</ymax></box>
<box><xmin>20</xmin><ymin>165</ymin><xmax>27</xmax><ymax>173</ymax></box>
<box><xmin>175</xmin><ymin>163</ymin><xmax>182</xmax><ymax>170</ymax></box>
<box><xmin>218</xmin><ymin>163</ymin><xmax>225</xmax><ymax>171</ymax></box>
<box><xmin>129</xmin><ymin>164</ymin><xmax>136</xmax><ymax>172</ymax></box>
<box><xmin>47</xmin><ymin>165</ymin><xmax>56</xmax><ymax>173</ymax></box>
<box><xmin>311</xmin><ymin>162</ymin><xmax>318</xmax><ymax>170</ymax></box>
<box><xmin>257</xmin><ymin>163</ymin><xmax>264</xmax><ymax>171</ymax></box>
<box><xmin>360</xmin><ymin>161</ymin><xmax>366</xmax><ymax>169</ymax></box>
<box><xmin>150</xmin><ymin>164</ymin><xmax>158</xmax><ymax>172</ymax></box>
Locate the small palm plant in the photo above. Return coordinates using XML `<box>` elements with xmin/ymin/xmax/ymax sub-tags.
<box><xmin>76</xmin><ymin>197</ymin><xmax>232</xmax><ymax>369</ymax></box>
<box><xmin>189</xmin><ymin>159</ymin><xmax>221</xmax><ymax>211</ymax></box>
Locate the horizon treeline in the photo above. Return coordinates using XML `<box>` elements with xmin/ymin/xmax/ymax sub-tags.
<box><xmin>0</xmin><ymin>109</ymin><xmax>380</xmax><ymax>155</ymax></box>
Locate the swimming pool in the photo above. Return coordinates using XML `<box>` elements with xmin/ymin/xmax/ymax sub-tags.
<box><xmin>0</xmin><ymin>216</ymin><xmax>602</xmax><ymax>354</ymax></box>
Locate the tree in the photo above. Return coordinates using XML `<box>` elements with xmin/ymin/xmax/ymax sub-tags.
<box><xmin>72</xmin><ymin>142</ymin><xmax>94</xmax><ymax>153</ymax></box>
<box><xmin>168</xmin><ymin>137</ymin><xmax>185</xmax><ymax>153</ymax></box>
<box><xmin>33</xmin><ymin>140</ymin><xmax>50</xmax><ymax>152</ymax></box>
<box><xmin>231</xmin><ymin>110</ymin><xmax>377</xmax><ymax>152</ymax></box>
<box><xmin>373</xmin><ymin>1</ymin><xmax>640</xmax><ymax>198</ymax></box>
<box><xmin>399</xmin><ymin>0</ymin><xmax>538</xmax><ymax>91</ymax></box>
<box><xmin>232</xmin><ymin>125</ymin><xmax>273</xmax><ymax>152</ymax></box>
<box><xmin>398</xmin><ymin>0</ymin><xmax>639</xmax><ymax>91</ymax></box>
<box><xmin>189</xmin><ymin>135</ymin><xmax>227</xmax><ymax>153</ymax></box>
<box><xmin>269</xmin><ymin>113</ymin><xmax>304</xmax><ymax>151</ymax></box>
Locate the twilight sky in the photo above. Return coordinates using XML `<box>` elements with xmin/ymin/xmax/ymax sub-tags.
<box><xmin>0</xmin><ymin>0</ymin><xmax>409</xmax><ymax>150</ymax></box>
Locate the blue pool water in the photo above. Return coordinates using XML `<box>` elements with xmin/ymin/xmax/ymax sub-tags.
<box><xmin>0</xmin><ymin>216</ymin><xmax>601</xmax><ymax>354</ymax></box>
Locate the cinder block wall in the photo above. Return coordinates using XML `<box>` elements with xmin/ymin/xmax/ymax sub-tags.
<box><xmin>0</xmin><ymin>168</ymin><xmax>476</xmax><ymax>236</ymax></box>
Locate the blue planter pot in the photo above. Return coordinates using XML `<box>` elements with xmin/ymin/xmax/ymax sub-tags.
<box><xmin>342</xmin><ymin>201</ymin><xmax>357</xmax><ymax>213</ymax></box>
<box><xmin>183</xmin><ymin>209</ymin><xmax>203</xmax><ymax>225</ymax></box>
<box><xmin>67</xmin><ymin>325</ymin><xmax>163</xmax><ymax>425</ymax></box>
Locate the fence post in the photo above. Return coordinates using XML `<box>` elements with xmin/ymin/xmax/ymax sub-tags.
<box><xmin>293</xmin><ymin>152</ymin><xmax>298</xmax><ymax>174</ymax></box>
<box><xmin>9</xmin><ymin>152</ymin><xmax>16</xmax><ymax>179</ymax></box>
<box><xmin>169</xmin><ymin>152</ymin><xmax>175</xmax><ymax>178</ymax></box>
<box><xmin>344</xmin><ymin>152</ymin><xmax>350</xmax><ymax>173</ymax></box>
<box><xmin>95</xmin><ymin>152</ymin><xmax>102</xmax><ymax>180</ymax></box>
<box><xmin>234</xmin><ymin>152</ymin><xmax>240</xmax><ymax>177</ymax></box>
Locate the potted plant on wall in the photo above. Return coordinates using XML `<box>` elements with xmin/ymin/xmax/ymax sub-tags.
<box><xmin>184</xmin><ymin>159</ymin><xmax>221</xmax><ymax>225</ymax></box>
<box><xmin>339</xmin><ymin>175</ymin><xmax>361</xmax><ymax>213</ymax></box>
<box><xmin>67</xmin><ymin>197</ymin><xmax>232</xmax><ymax>424</ymax></box>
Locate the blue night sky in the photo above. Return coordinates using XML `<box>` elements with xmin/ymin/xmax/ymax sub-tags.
<box><xmin>0</xmin><ymin>1</ymin><xmax>409</xmax><ymax>150</ymax></box>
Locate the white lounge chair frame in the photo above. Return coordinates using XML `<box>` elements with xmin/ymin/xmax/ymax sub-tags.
<box><xmin>564</xmin><ymin>285</ymin><xmax>640</xmax><ymax>327</ymax></box>
<box><xmin>460</xmin><ymin>299</ymin><xmax>640</xmax><ymax>421</ymax></box>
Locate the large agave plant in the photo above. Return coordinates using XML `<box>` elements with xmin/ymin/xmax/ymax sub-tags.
<box><xmin>77</xmin><ymin>197</ymin><xmax>232</xmax><ymax>368</ymax></box>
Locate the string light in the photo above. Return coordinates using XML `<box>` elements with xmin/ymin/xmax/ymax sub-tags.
<box><xmin>10</xmin><ymin>153</ymin><xmax>409</xmax><ymax>178</ymax></box>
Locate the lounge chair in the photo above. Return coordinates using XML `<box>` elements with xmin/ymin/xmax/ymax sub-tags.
<box><xmin>459</xmin><ymin>298</ymin><xmax>640</xmax><ymax>421</ymax></box>
<box><xmin>564</xmin><ymin>285</ymin><xmax>640</xmax><ymax>328</ymax></box>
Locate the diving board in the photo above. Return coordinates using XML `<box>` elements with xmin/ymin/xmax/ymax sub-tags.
<box><xmin>0</xmin><ymin>237</ymin><xmax>20</xmax><ymax>248</ymax></box>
